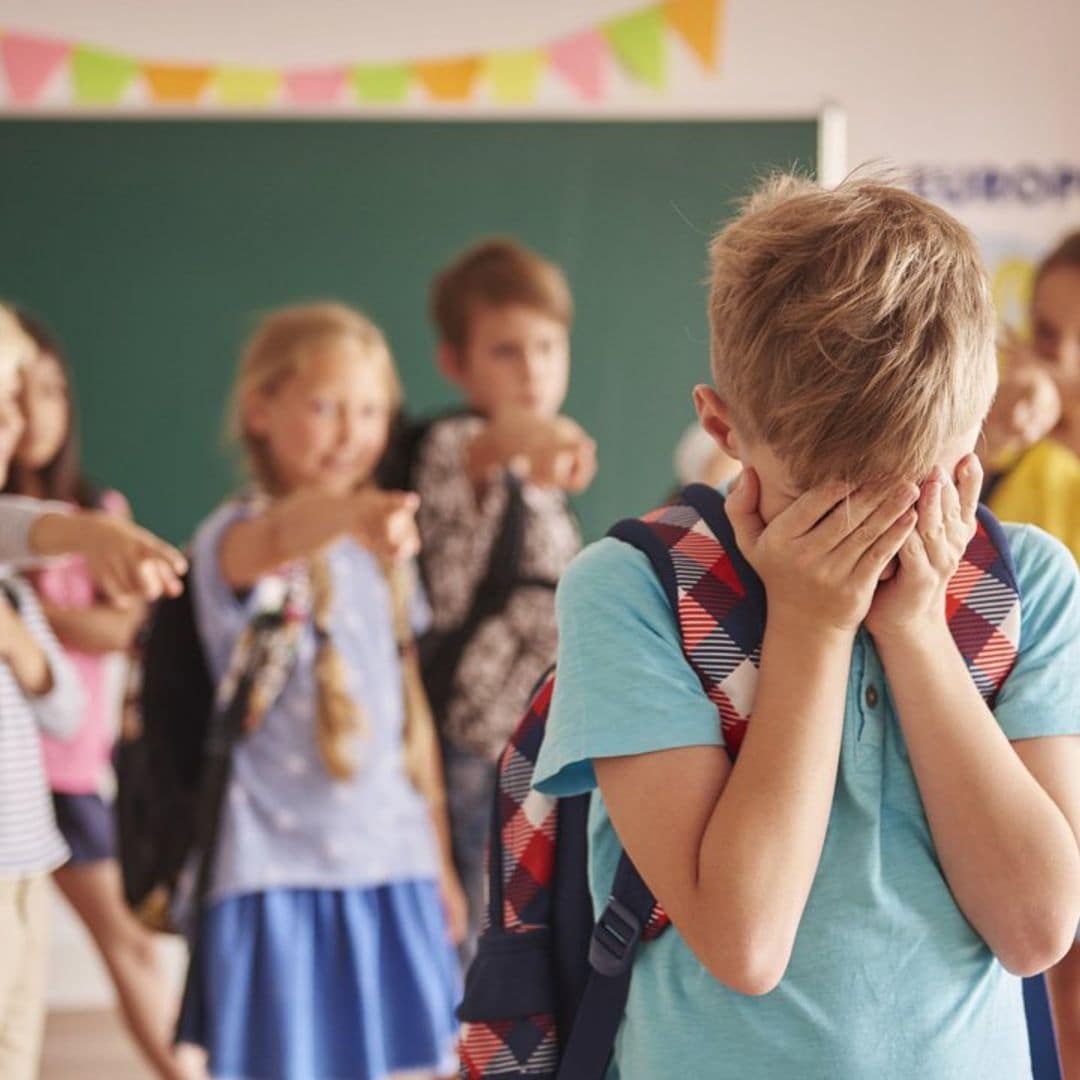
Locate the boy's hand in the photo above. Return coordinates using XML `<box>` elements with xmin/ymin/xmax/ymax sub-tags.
<box><xmin>351</xmin><ymin>490</ymin><xmax>421</xmax><ymax>563</ymax></box>
<box><xmin>33</xmin><ymin>512</ymin><xmax>187</xmax><ymax>603</ymax></box>
<box><xmin>470</xmin><ymin>410</ymin><xmax>597</xmax><ymax>494</ymax></box>
<box><xmin>865</xmin><ymin>455</ymin><xmax>982</xmax><ymax>642</ymax></box>
<box><xmin>726</xmin><ymin>468</ymin><xmax>918</xmax><ymax>635</ymax></box>
<box><xmin>982</xmin><ymin>332</ymin><xmax>1061</xmax><ymax>464</ymax></box>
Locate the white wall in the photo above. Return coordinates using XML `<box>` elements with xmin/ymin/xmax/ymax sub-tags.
<box><xmin>5</xmin><ymin>0</ymin><xmax>1076</xmax><ymax>1008</ymax></box>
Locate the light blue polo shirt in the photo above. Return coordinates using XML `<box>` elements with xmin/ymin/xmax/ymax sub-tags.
<box><xmin>533</xmin><ymin>520</ymin><xmax>1080</xmax><ymax>1080</ymax></box>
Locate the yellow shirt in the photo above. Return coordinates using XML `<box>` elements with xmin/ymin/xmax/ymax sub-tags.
<box><xmin>989</xmin><ymin>439</ymin><xmax>1080</xmax><ymax>563</ymax></box>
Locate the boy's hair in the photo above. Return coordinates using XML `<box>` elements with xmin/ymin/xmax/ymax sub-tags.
<box><xmin>229</xmin><ymin>301</ymin><xmax>402</xmax><ymax>492</ymax></box>
<box><xmin>1035</xmin><ymin>230</ymin><xmax>1080</xmax><ymax>292</ymax></box>
<box><xmin>430</xmin><ymin>238</ymin><xmax>573</xmax><ymax>350</ymax></box>
<box><xmin>708</xmin><ymin>174</ymin><xmax>997</xmax><ymax>487</ymax></box>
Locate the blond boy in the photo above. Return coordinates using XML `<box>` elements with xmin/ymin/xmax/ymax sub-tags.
<box><xmin>533</xmin><ymin>177</ymin><xmax>1080</xmax><ymax>1078</ymax></box>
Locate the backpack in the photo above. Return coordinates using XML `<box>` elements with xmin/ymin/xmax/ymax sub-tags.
<box><xmin>458</xmin><ymin>483</ymin><xmax>1022</xmax><ymax>1080</ymax></box>
<box><xmin>378</xmin><ymin>411</ymin><xmax>558</xmax><ymax>720</ymax></box>
<box><xmin>114</xmin><ymin>574</ymin><xmax>252</xmax><ymax>932</ymax></box>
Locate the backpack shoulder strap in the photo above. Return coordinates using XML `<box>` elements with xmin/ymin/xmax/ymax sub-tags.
<box><xmin>951</xmin><ymin>504</ymin><xmax>1021</xmax><ymax>705</ymax></box>
<box><xmin>558</xmin><ymin>486</ymin><xmax>767</xmax><ymax>1078</ymax></box>
<box><xmin>558</xmin><ymin>851</ymin><xmax>657</xmax><ymax>1079</ymax></box>
<box><xmin>608</xmin><ymin>482</ymin><xmax>766</xmax><ymax>757</ymax></box>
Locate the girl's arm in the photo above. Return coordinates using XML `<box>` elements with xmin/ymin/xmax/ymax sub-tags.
<box><xmin>596</xmin><ymin>472</ymin><xmax>917</xmax><ymax>995</ymax></box>
<box><xmin>0</xmin><ymin>593</ymin><xmax>53</xmax><ymax>697</ymax></box>
<box><xmin>29</xmin><ymin>509</ymin><xmax>186</xmax><ymax>600</ymax></box>
<box><xmin>41</xmin><ymin>600</ymin><xmax>145</xmax><ymax>654</ymax></box>
<box><xmin>420</xmin><ymin>749</ymin><xmax>468</xmax><ymax>945</ymax></box>
<box><xmin>219</xmin><ymin>488</ymin><xmax>420</xmax><ymax>589</ymax></box>
<box><xmin>0</xmin><ymin>584</ymin><xmax>84</xmax><ymax>738</ymax></box>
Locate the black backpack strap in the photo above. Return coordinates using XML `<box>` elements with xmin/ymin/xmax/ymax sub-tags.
<box><xmin>419</xmin><ymin>471</ymin><xmax>533</xmax><ymax>717</ymax></box>
<box><xmin>557</xmin><ymin>851</ymin><xmax>656</xmax><ymax>1079</ymax></box>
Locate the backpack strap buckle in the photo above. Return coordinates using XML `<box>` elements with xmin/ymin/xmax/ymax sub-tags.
<box><xmin>589</xmin><ymin>895</ymin><xmax>643</xmax><ymax>977</ymax></box>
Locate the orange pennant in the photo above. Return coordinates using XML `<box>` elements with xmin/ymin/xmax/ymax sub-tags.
<box><xmin>664</xmin><ymin>0</ymin><xmax>722</xmax><ymax>71</ymax></box>
<box><xmin>414</xmin><ymin>56</ymin><xmax>480</xmax><ymax>102</ymax></box>
<box><xmin>145</xmin><ymin>63</ymin><xmax>212</xmax><ymax>103</ymax></box>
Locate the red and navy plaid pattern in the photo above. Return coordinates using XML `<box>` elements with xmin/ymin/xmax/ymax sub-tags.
<box><xmin>640</xmin><ymin>499</ymin><xmax>762</xmax><ymax>755</ymax></box>
<box><xmin>946</xmin><ymin>517</ymin><xmax>1021</xmax><ymax>703</ymax></box>
<box><xmin>460</xmin><ymin>1014</ymin><xmax>558</xmax><ymax>1079</ymax></box>
<box><xmin>492</xmin><ymin>675</ymin><xmax>559</xmax><ymax>933</ymax></box>
<box><xmin>459</xmin><ymin>492</ymin><xmax>1021</xmax><ymax>1079</ymax></box>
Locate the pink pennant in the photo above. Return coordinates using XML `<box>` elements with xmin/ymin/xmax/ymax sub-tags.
<box><xmin>283</xmin><ymin>67</ymin><xmax>346</xmax><ymax>106</ymax></box>
<box><xmin>548</xmin><ymin>28</ymin><xmax>605</xmax><ymax>101</ymax></box>
<box><xmin>1</xmin><ymin>33</ymin><xmax>70</xmax><ymax>104</ymax></box>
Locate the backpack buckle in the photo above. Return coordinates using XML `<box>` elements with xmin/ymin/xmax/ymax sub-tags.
<box><xmin>589</xmin><ymin>895</ymin><xmax>642</xmax><ymax>977</ymax></box>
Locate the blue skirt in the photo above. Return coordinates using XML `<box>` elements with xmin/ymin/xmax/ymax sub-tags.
<box><xmin>177</xmin><ymin>882</ymin><xmax>461</xmax><ymax>1080</ymax></box>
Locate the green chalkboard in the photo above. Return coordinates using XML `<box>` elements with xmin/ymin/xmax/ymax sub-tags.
<box><xmin>0</xmin><ymin>118</ymin><xmax>816</xmax><ymax>542</ymax></box>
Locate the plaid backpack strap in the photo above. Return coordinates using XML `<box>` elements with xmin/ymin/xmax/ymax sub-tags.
<box><xmin>609</xmin><ymin>482</ymin><xmax>765</xmax><ymax>757</ymax></box>
<box><xmin>948</xmin><ymin>505</ymin><xmax>1021</xmax><ymax>704</ymax></box>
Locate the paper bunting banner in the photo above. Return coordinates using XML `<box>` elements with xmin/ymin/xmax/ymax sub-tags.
<box><xmin>0</xmin><ymin>33</ymin><xmax>69</xmax><ymax>103</ymax></box>
<box><xmin>215</xmin><ymin>67</ymin><xmax>280</xmax><ymax>106</ymax></box>
<box><xmin>549</xmin><ymin>29</ymin><xmax>607</xmax><ymax>101</ymax></box>
<box><xmin>72</xmin><ymin>46</ymin><xmax>138</xmax><ymax>104</ymax></box>
<box><xmin>665</xmin><ymin>0</ymin><xmax>722</xmax><ymax>71</ymax></box>
<box><xmin>352</xmin><ymin>64</ymin><xmax>411</xmax><ymax>103</ymax></box>
<box><xmin>285</xmin><ymin>68</ymin><xmax>347</xmax><ymax>106</ymax></box>
<box><xmin>145</xmin><ymin>63</ymin><xmax>212</xmax><ymax>104</ymax></box>
<box><xmin>604</xmin><ymin>7</ymin><xmax>666</xmax><ymax>89</ymax></box>
<box><xmin>414</xmin><ymin>57</ymin><xmax>481</xmax><ymax>102</ymax></box>
<box><xmin>0</xmin><ymin>0</ymin><xmax>724</xmax><ymax>110</ymax></box>
<box><xmin>486</xmin><ymin>49</ymin><xmax>546</xmax><ymax>105</ymax></box>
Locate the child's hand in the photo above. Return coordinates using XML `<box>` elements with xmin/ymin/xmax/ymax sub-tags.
<box><xmin>35</xmin><ymin>512</ymin><xmax>188</xmax><ymax>603</ymax></box>
<box><xmin>351</xmin><ymin>490</ymin><xmax>421</xmax><ymax>563</ymax></box>
<box><xmin>982</xmin><ymin>332</ymin><xmax>1061</xmax><ymax>463</ymax></box>
<box><xmin>726</xmin><ymin>468</ymin><xmax>919</xmax><ymax>634</ymax></box>
<box><xmin>439</xmin><ymin>864</ymin><xmax>469</xmax><ymax>946</ymax></box>
<box><xmin>513</xmin><ymin>415</ymin><xmax>597</xmax><ymax>494</ymax></box>
<box><xmin>865</xmin><ymin>455</ymin><xmax>982</xmax><ymax>642</ymax></box>
<box><xmin>473</xmin><ymin>410</ymin><xmax>597</xmax><ymax>494</ymax></box>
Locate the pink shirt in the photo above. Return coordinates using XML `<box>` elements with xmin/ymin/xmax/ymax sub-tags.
<box><xmin>37</xmin><ymin>491</ymin><xmax>129</xmax><ymax>794</ymax></box>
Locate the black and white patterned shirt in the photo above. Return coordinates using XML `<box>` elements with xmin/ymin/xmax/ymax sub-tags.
<box><xmin>0</xmin><ymin>568</ymin><xmax>83</xmax><ymax>877</ymax></box>
<box><xmin>414</xmin><ymin>416</ymin><xmax>581</xmax><ymax>761</ymax></box>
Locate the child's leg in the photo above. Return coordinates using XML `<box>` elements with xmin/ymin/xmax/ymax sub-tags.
<box><xmin>441</xmin><ymin>740</ymin><xmax>497</xmax><ymax>965</ymax></box>
<box><xmin>0</xmin><ymin>874</ymin><xmax>49</xmax><ymax>1080</ymax></box>
<box><xmin>53</xmin><ymin>858</ymin><xmax>189</xmax><ymax>1080</ymax></box>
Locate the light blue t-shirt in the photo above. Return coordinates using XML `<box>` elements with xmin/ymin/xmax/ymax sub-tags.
<box><xmin>192</xmin><ymin>501</ymin><xmax>440</xmax><ymax>902</ymax></box>
<box><xmin>534</xmin><ymin>520</ymin><xmax>1080</xmax><ymax>1080</ymax></box>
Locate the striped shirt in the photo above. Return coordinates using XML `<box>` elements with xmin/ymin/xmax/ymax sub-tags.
<box><xmin>0</xmin><ymin>495</ymin><xmax>69</xmax><ymax>566</ymax></box>
<box><xmin>0</xmin><ymin>568</ymin><xmax>84</xmax><ymax>877</ymax></box>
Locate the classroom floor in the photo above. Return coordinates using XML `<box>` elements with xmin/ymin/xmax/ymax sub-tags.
<box><xmin>42</xmin><ymin>1010</ymin><xmax>154</xmax><ymax>1079</ymax></box>
<box><xmin>41</xmin><ymin>1011</ymin><xmax>447</xmax><ymax>1078</ymax></box>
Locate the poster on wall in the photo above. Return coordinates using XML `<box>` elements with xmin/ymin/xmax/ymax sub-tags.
<box><xmin>909</xmin><ymin>162</ymin><xmax>1080</xmax><ymax>333</ymax></box>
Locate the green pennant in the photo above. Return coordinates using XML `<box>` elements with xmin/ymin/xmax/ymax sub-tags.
<box><xmin>603</xmin><ymin>6</ymin><xmax>666</xmax><ymax>89</ymax></box>
<box><xmin>352</xmin><ymin>64</ymin><xmax>411</xmax><ymax>103</ymax></box>
<box><xmin>72</xmin><ymin>46</ymin><xmax>138</xmax><ymax>105</ymax></box>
